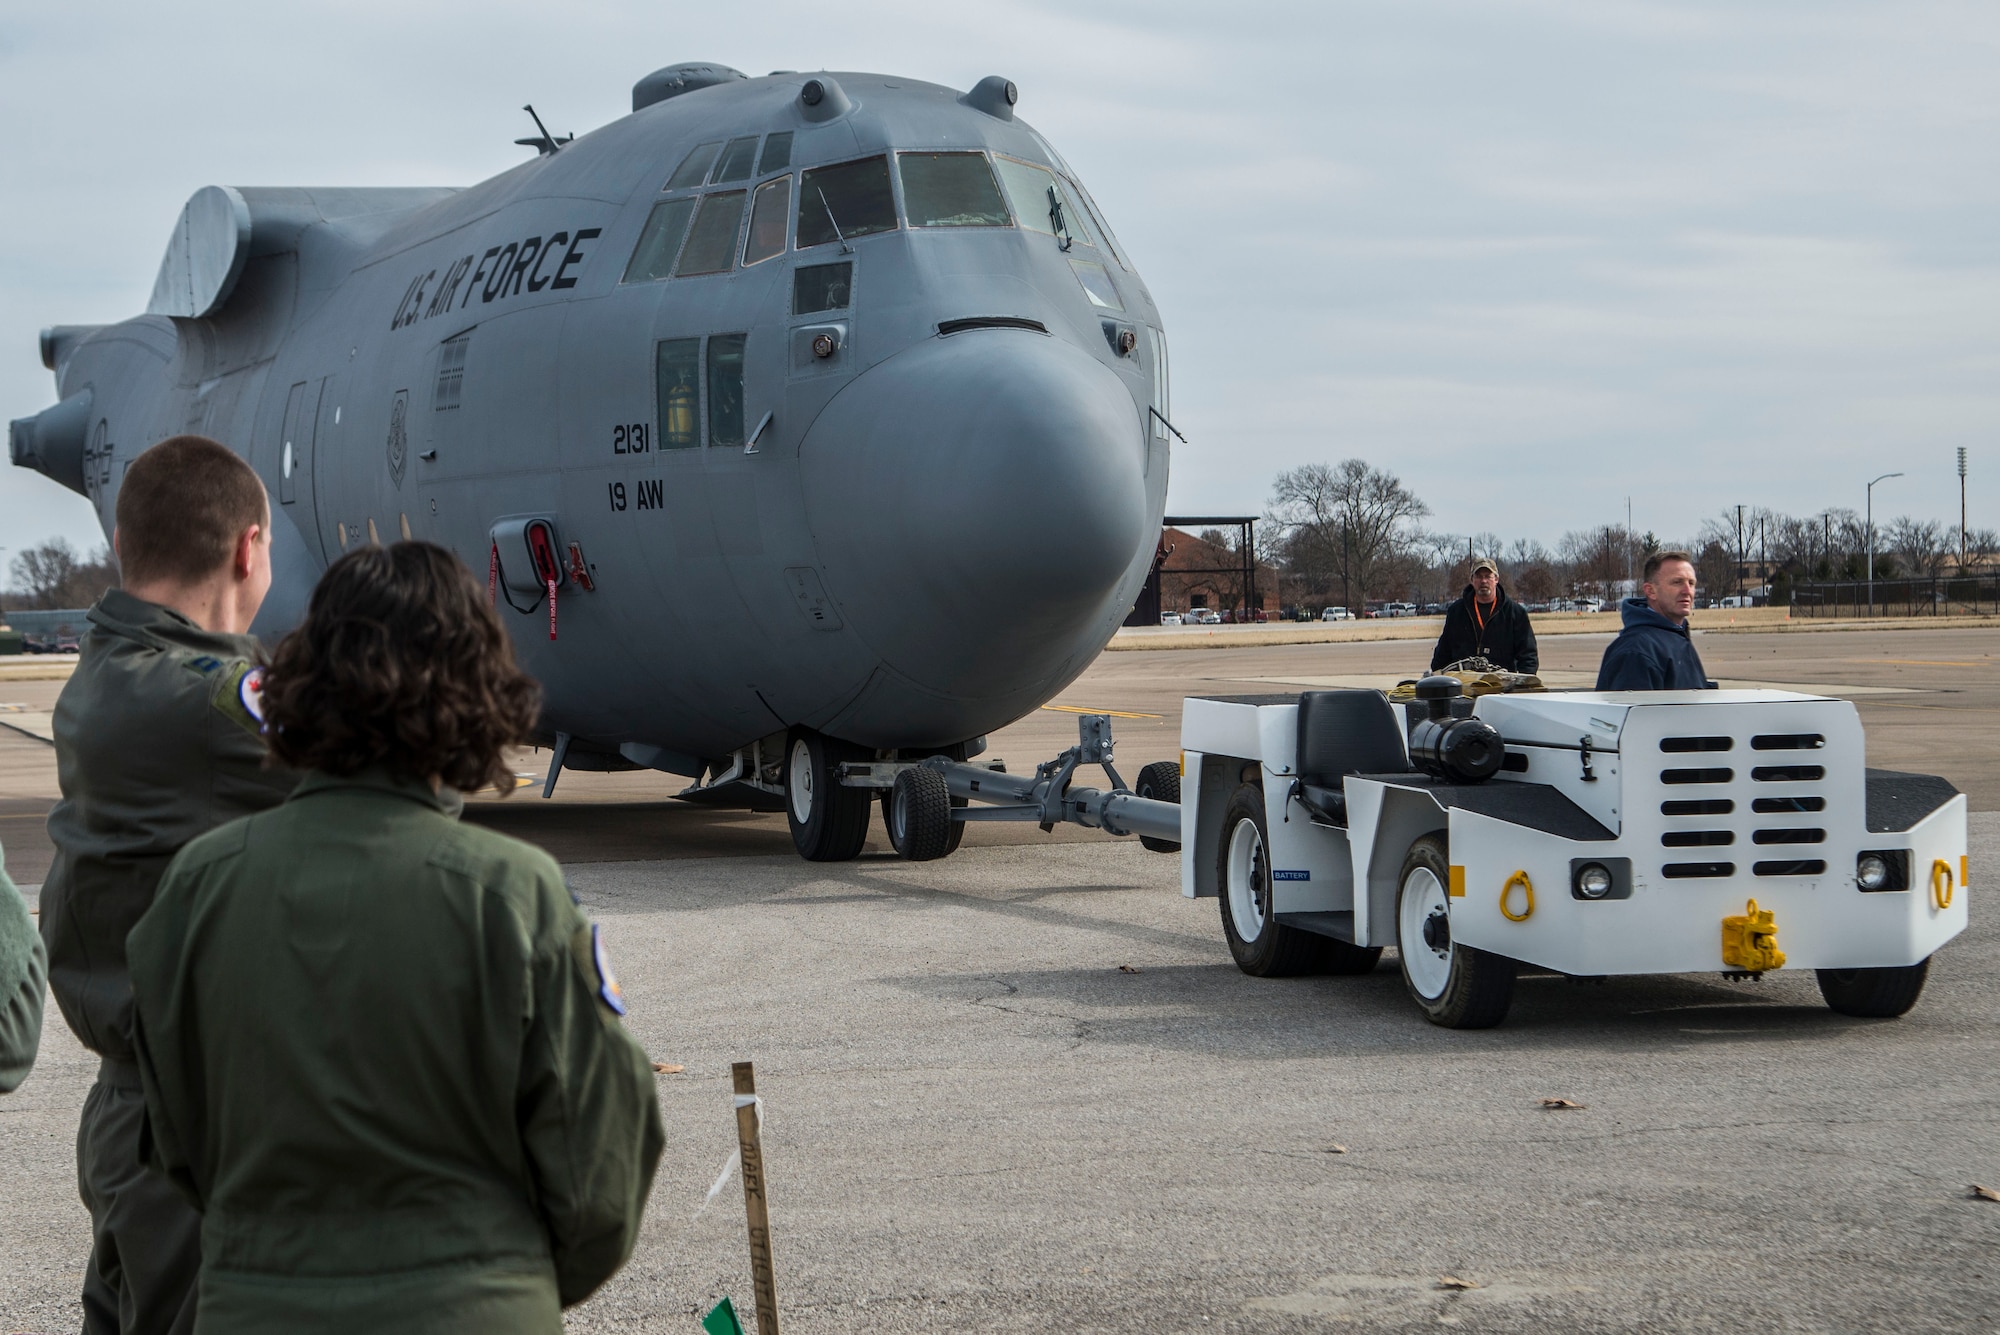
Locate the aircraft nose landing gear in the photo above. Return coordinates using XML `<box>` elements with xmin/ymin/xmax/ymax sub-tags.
<box><xmin>786</xmin><ymin>729</ymin><xmax>873</xmax><ymax>861</ymax></box>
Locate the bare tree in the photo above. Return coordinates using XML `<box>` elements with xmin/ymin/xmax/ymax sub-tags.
<box><xmin>8</xmin><ymin>539</ymin><xmax>118</xmax><ymax>610</ymax></box>
<box><xmin>1956</xmin><ymin>527</ymin><xmax>2000</xmax><ymax>571</ymax></box>
<box><xmin>1885</xmin><ymin>516</ymin><xmax>1951</xmax><ymax>579</ymax></box>
<box><xmin>1503</xmin><ymin>538</ymin><xmax>1560</xmax><ymax>603</ymax></box>
<box><xmin>1267</xmin><ymin>459</ymin><xmax>1429</xmax><ymax>607</ymax></box>
<box><xmin>1557</xmin><ymin>525</ymin><xmax>1643</xmax><ymax>599</ymax></box>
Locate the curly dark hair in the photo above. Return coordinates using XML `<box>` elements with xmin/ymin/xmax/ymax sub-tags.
<box><xmin>263</xmin><ymin>542</ymin><xmax>541</xmax><ymax>795</ymax></box>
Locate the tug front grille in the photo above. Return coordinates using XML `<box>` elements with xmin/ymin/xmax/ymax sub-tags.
<box><xmin>1663</xmin><ymin>862</ymin><xmax>1736</xmax><ymax>879</ymax></box>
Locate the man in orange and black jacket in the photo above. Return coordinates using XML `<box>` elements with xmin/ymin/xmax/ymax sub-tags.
<box><xmin>1429</xmin><ymin>556</ymin><xmax>1539</xmax><ymax>674</ymax></box>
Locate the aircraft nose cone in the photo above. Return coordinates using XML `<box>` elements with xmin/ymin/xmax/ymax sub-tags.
<box><xmin>800</xmin><ymin>330</ymin><xmax>1153</xmax><ymax>710</ymax></box>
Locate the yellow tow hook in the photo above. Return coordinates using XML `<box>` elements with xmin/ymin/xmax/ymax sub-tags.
<box><xmin>1500</xmin><ymin>870</ymin><xmax>1534</xmax><ymax>922</ymax></box>
<box><xmin>1931</xmin><ymin>859</ymin><xmax>1955</xmax><ymax>911</ymax></box>
<box><xmin>1721</xmin><ymin>898</ymin><xmax>1785</xmax><ymax>973</ymax></box>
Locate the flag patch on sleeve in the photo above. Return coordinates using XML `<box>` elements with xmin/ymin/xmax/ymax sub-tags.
<box><xmin>591</xmin><ymin>923</ymin><xmax>627</xmax><ymax>1016</ymax></box>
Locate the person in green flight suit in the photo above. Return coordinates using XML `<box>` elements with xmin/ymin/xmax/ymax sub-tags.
<box><xmin>40</xmin><ymin>434</ymin><xmax>295</xmax><ymax>1335</ymax></box>
<box><xmin>0</xmin><ymin>841</ymin><xmax>46</xmax><ymax>1093</ymax></box>
<box><xmin>128</xmin><ymin>539</ymin><xmax>665</xmax><ymax>1334</ymax></box>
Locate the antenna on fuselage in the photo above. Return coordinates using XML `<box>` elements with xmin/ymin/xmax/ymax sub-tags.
<box><xmin>515</xmin><ymin>105</ymin><xmax>572</xmax><ymax>156</ymax></box>
<box><xmin>817</xmin><ymin>188</ymin><xmax>853</xmax><ymax>255</ymax></box>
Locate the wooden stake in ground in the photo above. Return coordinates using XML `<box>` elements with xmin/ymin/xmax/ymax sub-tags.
<box><xmin>733</xmin><ymin>1061</ymin><xmax>781</xmax><ymax>1335</ymax></box>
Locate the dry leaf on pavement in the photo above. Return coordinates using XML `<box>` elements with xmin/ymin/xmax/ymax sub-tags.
<box><xmin>1324</xmin><ymin>1144</ymin><xmax>1349</xmax><ymax>1155</ymax></box>
<box><xmin>1117</xmin><ymin>964</ymin><xmax>1142</xmax><ymax>973</ymax></box>
<box><xmin>1539</xmin><ymin>1097</ymin><xmax>1586</xmax><ymax>1110</ymax></box>
<box><xmin>1437</xmin><ymin>1276</ymin><xmax>1482</xmax><ymax>1291</ymax></box>
<box><xmin>651</xmin><ymin>1062</ymin><xmax>685</xmax><ymax>1074</ymax></box>
<box><xmin>1971</xmin><ymin>1184</ymin><xmax>1999</xmax><ymax>1202</ymax></box>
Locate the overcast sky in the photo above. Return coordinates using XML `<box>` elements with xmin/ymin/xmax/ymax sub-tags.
<box><xmin>3</xmin><ymin>0</ymin><xmax>1996</xmax><ymax>568</ymax></box>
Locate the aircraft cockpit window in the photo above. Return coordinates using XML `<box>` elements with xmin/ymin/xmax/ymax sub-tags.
<box><xmin>793</xmin><ymin>262</ymin><xmax>852</xmax><ymax>315</ymax></box>
<box><xmin>622</xmin><ymin>198</ymin><xmax>698</xmax><ymax>283</ymax></box>
<box><xmin>898</xmin><ymin>153</ymin><xmax>1009</xmax><ymax>228</ymax></box>
<box><xmin>796</xmin><ymin>156</ymin><xmax>897</xmax><ymax>249</ymax></box>
<box><xmin>742</xmin><ymin>176</ymin><xmax>792</xmax><ymax>267</ymax></box>
<box><xmin>665</xmin><ymin>142</ymin><xmax>722</xmax><ymax>191</ymax></box>
<box><xmin>993</xmin><ymin>157</ymin><xmax>1100</xmax><ymax>251</ymax></box>
<box><xmin>707</xmin><ymin>334</ymin><xmax>747</xmax><ymax>448</ymax></box>
<box><xmin>711</xmin><ymin>136</ymin><xmax>760</xmax><ymax>184</ymax></box>
<box><xmin>675</xmin><ymin>191</ymin><xmax>748</xmax><ymax>276</ymax></box>
<box><xmin>1066</xmin><ymin>178</ymin><xmax>1127</xmax><ymax>269</ymax></box>
<box><xmin>992</xmin><ymin>158</ymin><xmax>1058</xmax><ymax>236</ymax></box>
<box><xmin>1068</xmin><ymin>259</ymin><xmax>1123</xmax><ymax>311</ymax></box>
<box><xmin>656</xmin><ymin>338</ymin><xmax>701</xmax><ymax>448</ymax></box>
<box><xmin>1150</xmin><ymin>330</ymin><xmax>1171</xmax><ymax>440</ymax></box>
<box><xmin>758</xmin><ymin>132</ymin><xmax>794</xmax><ymax>175</ymax></box>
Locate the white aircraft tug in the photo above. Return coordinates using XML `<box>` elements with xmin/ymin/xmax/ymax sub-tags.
<box><xmin>1176</xmin><ymin>677</ymin><xmax>1967</xmax><ymax>1028</ymax></box>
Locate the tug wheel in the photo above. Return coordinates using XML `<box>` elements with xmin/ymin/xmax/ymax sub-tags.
<box><xmin>1395</xmin><ymin>834</ymin><xmax>1514</xmax><ymax>1028</ymax></box>
<box><xmin>887</xmin><ymin>767</ymin><xmax>957</xmax><ymax>861</ymax></box>
<box><xmin>1817</xmin><ymin>958</ymin><xmax>1930</xmax><ymax>1018</ymax></box>
<box><xmin>1218</xmin><ymin>784</ymin><xmax>1378</xmax><ymax>977</ymax></box>
<box><xmin>785</xmin><ymin>730</ymin><xmax>872</xmax><ymax>862</ymax></box>
<box><xmin>1135</xmin><ymin>760</ymin><xmax>1181</xmax><ymax>853</ymax></box>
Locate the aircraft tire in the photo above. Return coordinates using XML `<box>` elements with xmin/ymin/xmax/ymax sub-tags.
<box><xmin>786</xmin><ymin>730</ymin><xmax>872</xmax><ymax>861</ymax></box>
<box><xmin>887</xmin><ymin>767</ymin><xmax>955</xmax><ymax>861</ymax></box>
<box><xmin>1218</xmin><ymin>784</ymin><xmax>1328</xmax><ymax>977</ymax></box>
<box><xmin>1135</xmin><ymin>760</ymin><xmax>1182</xmax><ymax>853</ymax></box>
<box><xmin>1396</xmin><ymin>834</ymin><xmax>1514</xmax><ymax>1028</ymax></box>
<box><xmin>1817</xmin><ymin>958</ymin><xmax>1929</xmax><ymax>1018</ymax></box>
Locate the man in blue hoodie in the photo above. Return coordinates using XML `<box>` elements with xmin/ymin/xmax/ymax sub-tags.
<box><xmin>1596</xmin><ymin>550</ymin><xmax>1715</xmax><ymax>690</ymax></box>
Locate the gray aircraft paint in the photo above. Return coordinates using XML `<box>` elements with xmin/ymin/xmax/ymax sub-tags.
<box><xmin>11</xmin><ymin>66</ymin><xmax>1170</xmax><ymax>777</ymax></box>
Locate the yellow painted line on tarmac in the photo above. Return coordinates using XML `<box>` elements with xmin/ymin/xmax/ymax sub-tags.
<box><xmin>1040</xmin><ymin>704</ymin><xmax>1164</xmax><ymax>720</ymax></box>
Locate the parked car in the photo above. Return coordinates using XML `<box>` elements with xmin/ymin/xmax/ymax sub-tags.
<box><xmin>1321</xmin><ymin>607</ymin><xmax>1352</xmax><ymax>622</ymax></box>
<box><xmin>1160</xmin><ymin>612</ymin><xmax>1182</xmax><ymax>626</ymax></box>
<box><xmin>1190</xmin><ymin>608</ymin><xmax>1221</xmax><ymax>625</ymax></box>
<box><xmin>1382</xmin><ymin>602</ymin><xmax>1418</xmax><ymax>618</ymax></box>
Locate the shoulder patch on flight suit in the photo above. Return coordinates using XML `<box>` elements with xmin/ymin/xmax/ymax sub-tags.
<box><xmin>210</xmin><ymin>662</ymin><xmax>267</xmax><ymax>737</ymax></box>
<box><xmin>591</xmin><ymin>923</ymin><xmax>627</xmax><ymax>1016</ymax></box>
<box><xmin>183</xmin><ymin>654</ymin><xmax>225</xmax><ymax>676</ymax></box>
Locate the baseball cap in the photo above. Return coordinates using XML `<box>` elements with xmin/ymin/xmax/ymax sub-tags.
<box><xmin>1470</xmin><ymin>555</ymin><xmax>1499</xmax><ymax>575</ymax></box>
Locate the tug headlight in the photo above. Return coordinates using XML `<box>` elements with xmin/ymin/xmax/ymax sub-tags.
<box><xmin>1575</xmin><ymin>863</ymin><xmax>1614</xmax><ymax>899</ymax></box>
<box><xmin>1856</xmin><ymin>854</ymin><xmax>1889</xmax><ymax>891</ymax></box>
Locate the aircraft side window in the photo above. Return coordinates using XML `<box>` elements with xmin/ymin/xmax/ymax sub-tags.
<box><xmin>757</xmin><ymin>132</ymin><xmax>794</xmax><ymax>175</ymax></box>
<box><xmin>622</xmin><ymin>198</ymin><xmax>699</xmax><ymax>284</ymax></box>
<box><xmin>1065</xmin><ymin>176</ymin><xmax>1127</xmax><ymax>268</ymax></box>
<box><xmin>655</xmin><ymin>339</ymin><xmax>702</xmax><ymax>449</ymax></box>
<box><xmin>435</xmin><ymin>333</ymin><xmax>469</xmax><ymax>411</ymax></box>
<box><xmin>675</xmin><ymin>191</ymin><xmax>748</xmax><ymax>276</ymax></box>
<box><xmin>1052</xmin><ymin>178</ymin><xmax>1101</xmax><ymax>250</ymax></box>
<box><xmin>742</xmin><ymin>177</ymin><xmax>792</xmax><ymax>267</ymax></box>
<box><xmin>898</xmin><ymin>153</ymin><xmax>1009</xmax><ymax>228</ymax></box>
<box><xmin>711</xmin><ymin>136</ymin><xmax>760</xmax><ymax>184</ymax></box>
<box><xmin>665</xmin><ymin>142</ymin><xmax>722</xmax><ymax>191</ymax></box>
<box><xmin>793</xmin><ymin>262</ymin><xmax>852</xmax><ymax>316</ymax></box>
<box><xmin>796</xmin><ymin>156</ymin><xmax>897</xmax><ymax>249</ymax></box>
<box><xmin>707</xmin><ymin>334</ymin><xmax>747</xmax><ymax>449</ymax></box>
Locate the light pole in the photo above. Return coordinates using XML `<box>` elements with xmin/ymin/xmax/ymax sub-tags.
<box><xmin>1866</xmin><ymin>471</ymin><xmax>1903</xmax><ymax>616</ymax></box>
<box><xmin>1959</xmin><ymin>447</ymin><xmax>1968</xmax><ymax>571</ymax></box>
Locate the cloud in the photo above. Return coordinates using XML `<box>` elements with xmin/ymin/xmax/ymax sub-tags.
<box><xmin>2</xmin><ymin>0</ymin><xmax>1995</xmax><ymax>564</ymax></box>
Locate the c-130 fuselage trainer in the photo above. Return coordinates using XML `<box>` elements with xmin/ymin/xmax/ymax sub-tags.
<box><xmin>11</xmin><ymin>65</ymin><xmax>1178</xmax><ymax>861</ymax></box>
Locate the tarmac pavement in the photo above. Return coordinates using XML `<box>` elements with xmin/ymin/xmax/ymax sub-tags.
<box><xmin>3</xmin><ymin>626</ymin><xmax>1999</xmax><ymax>1330</ymax></box>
